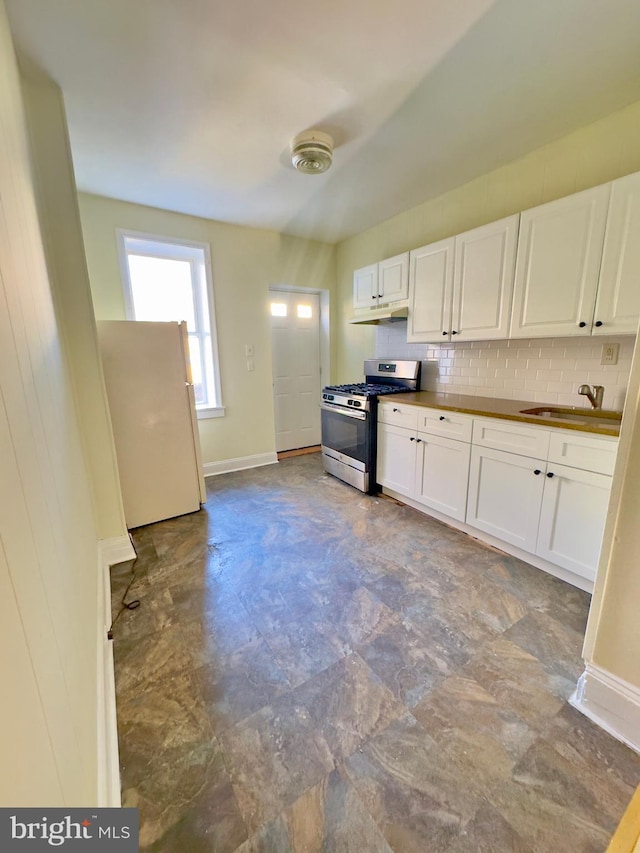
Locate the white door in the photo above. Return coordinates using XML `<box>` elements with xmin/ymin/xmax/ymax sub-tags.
<box><xmin>510</xmin><ymin>184</ymin><xmax>610</xmax><ymax>338</ymax></box>
<box><xmin>270</xmin><ymin>291</ymin><xmax>321</xmax><ymax>452</ymax></box>
<box><xmin>407</xmin><ymin>237</ymin><xmax>455</xmax><ymax>342</ymax></box>
<box><xmin>452</xmin><ymin>214</ymin><xmax>519</xmax><ymax>341</ymax></box>
<box><xmin>594</xmin><ymin>171</ymin><xmax>640</xmax><ymax>335</ymax></box>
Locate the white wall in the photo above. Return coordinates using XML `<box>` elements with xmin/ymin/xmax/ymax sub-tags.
<box><xmin>21</xmin><ymin>74</ymin><xmax>127</xmax><ymax>542</ymax></box>
<box><xmin>377</xmin><ymin>324</ymin><xmax>634</xmax><ymax>411</ymax></box>
<box><xmin>78</xmin><ymin>194</ymin><xmax>337</xmax><ymax>467</ymax></box>
<box><xmin>0</xmin><ymin>1</ymin><xmax>103</xmax><ymax>805</ymax></box>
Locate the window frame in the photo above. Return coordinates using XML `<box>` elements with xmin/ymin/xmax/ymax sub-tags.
<box><xmin>116</xmin><ymin>228</ymin><xmax>224</xmax><ymax>418</ymax></box>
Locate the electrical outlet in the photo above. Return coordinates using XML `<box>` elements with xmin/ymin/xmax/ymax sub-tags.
<box><xmin>601</xmin><ymin>343</ymin><xmax>619</xmax><ymax>365</ymax></box>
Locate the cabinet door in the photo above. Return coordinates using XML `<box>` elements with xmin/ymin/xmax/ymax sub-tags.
<box><xmin>594</xmin><ymin>171</ymin><xmax>640</xmax><ymax>335</ymax></box>
<box><xmin>452</xmin><ymin>214</ymin><xmax>519</xmax><ymax>341</ymax></box>
<box><xmin>379</xmin><ymin>252</ymin><xmax>409</xmax><ymax>303</ymax></box>
<box><xmin>467</xmin><ymin>446</ymin><xmax>545</xmax><ymax>553</ymax></box>
<box><xmin>510</xmin><ymin>184</ymin><xmax>610</xmax><ymax>338</ymax></box>
<box><xmin>407</xmin><ymin>237</ymin><xmax>455</xmax><ymax>342</ymax></box>
<box><xmin>536</xmin><ymin>463</ymin><xmax>612</xmax><ymax>582</ymax></box>
<box><xmin>414</xmin><ymin>433</ymin><xmax>471</xmax><ymax>521</ymax></box>
<box><xmin>377</xmin><ymin>422</ymin><xmax>416</xmax><ymax>496</ymax></box>
<box><xmin>353</xmin><ymin>263</ymin><xmax>379</xmax><ymax>309</ymax></box>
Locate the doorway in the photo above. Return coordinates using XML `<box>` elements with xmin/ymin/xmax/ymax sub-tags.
<box><xmin>270</xmin><ymin>290</ymin><xmax>322</xmax><ymax>452</ymax></box>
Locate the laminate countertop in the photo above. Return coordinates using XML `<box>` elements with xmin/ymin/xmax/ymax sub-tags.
<box><xmin>391</xmin><ymin>391</ymin><xmax>622</xmax><ymax>437</ymax></box>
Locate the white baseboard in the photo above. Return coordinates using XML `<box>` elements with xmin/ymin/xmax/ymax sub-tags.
<box><xmin>203</xmin><ymin>452</ymin><xmax>278</xmax><ymax>478</ymax></box>
<box><xmin>98</xmin><ymin>534</ymin><xmax>136</xmax><ymax>567</ymax></box>
<box><xmin>96</xmin><ymin>537</ymin><xmax>135</xmax><ymax>807</ymax></box>
<box><xmin>570</xmin><ymin>662</ymin><xmax>640</xmax><ymax>755</ymax></box>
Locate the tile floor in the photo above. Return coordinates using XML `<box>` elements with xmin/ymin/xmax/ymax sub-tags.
<box><xmin>111</xmin><ymin>452</ymin><xmax>640</xmax><ymax>852</ymax></box>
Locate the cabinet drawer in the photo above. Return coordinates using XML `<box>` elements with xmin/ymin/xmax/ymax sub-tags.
<box><xmin>548</xmin><ymin>431</ymin><xmax>618</xmax><ymax>475</ymax></box>
<box><xmin>418</xmin><ymin>408</ymin><xmax>473</xmax><ymax>442</ymax></box>
<box><xmin>472</xmin><ymin>418</ymin><xmax>550</xmax><ymax>459</ymax></box>
<box><xmin>378</xmin><ymin>402</ymin><xmax>419</xmax><ymax>430</ymax></box>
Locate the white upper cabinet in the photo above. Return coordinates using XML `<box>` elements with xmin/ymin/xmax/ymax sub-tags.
<box><xmin>353</xmin><ymin>253</ymin><xmax>408</xmax><ymax>310</ymax></box>
<box><xmin>353</xmin><ymin>263</ymin><xmax>379</xmax><ymax>309</ymax></box>
<box><xmin>407</xmin><ymin>237</ymin><xmax>455</xmax><ymax>342</ymax></box>
<box><xmin>510</xmin><ymin>184</ymin><xmax>610</xmax><ymax>338</ymax></box>
<box><xmin>379</xmin><ymin>252</ymin><xmax>409</xmax><ymax>303</ymax></box>
<box><xmin>594</xmin><ymin>171</ymin><xmax>640</xmax><ymax>335</ymax></box>
<box><xmin>452</xmin><ymin>214</ymin><xmax>519</xmax><ymax>341</ymax></box>
<box><xmin>408</xmin><ymin>215</ymin><xmax>518</xmax><ymax>343</ymax></box>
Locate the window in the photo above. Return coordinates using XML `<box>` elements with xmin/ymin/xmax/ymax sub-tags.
<box><xmin>117</xmin><ymin>230</ymin><xmax>223</xmax><ymax>417</ymax></box>
<box><xmin>270</xmin><ymin>302</ymin><xmax>287</xmax><ymax>317</ymax></box>
<box><xmin>297</xmin><ymin>304</ymin><xmax>312</xmax><ymax>318</ymax></box>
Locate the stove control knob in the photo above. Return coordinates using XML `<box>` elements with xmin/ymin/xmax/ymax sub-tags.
<box><xmin>347</xmin><ymin>399</ymin><xmax>353</xmax><ymax>405</ymax></box>
<box><xmin>353</xmin><ymin>400</ymin><xmax>361</xmax><ymax>407</ymax></box>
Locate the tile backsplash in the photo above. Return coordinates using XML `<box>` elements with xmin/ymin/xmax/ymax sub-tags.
<box><xmin>376</xmin><ymin>322</ymin><xmax>635</xmax><ymax>410</ymax></box>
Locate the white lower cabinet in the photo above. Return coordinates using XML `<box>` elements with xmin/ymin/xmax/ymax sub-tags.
<box><xmin>377</xmin><ymin>422</ymin><xmax>417</xmax><ymax>497</ymax></box>
<box><xmin>378</xmin><ymin>404</ymin><xmax>617</xmax><ymax>588</ymax></box>
<box><xmin>536</xmin><ymin>463</ymin><xmax>612</xmax><ymax>582</ymax></box>
<box><xmin>415</xmin><ymin>432</ymin><xmax>470</xmax><ymax>521</ymax></box>
<box><xmin>467</xmin><ymin>445</ymin><xmax>546</xmax><ymax>552</ymax></box>
<box><xmin>466</xmin><ymin>438</ymin><xmax>613</xmax><ymax>583</ymax></box>
<box><xmin>377</xmin><ymin>409</ymin><xmax>471</xmax><ymax>519</ymax></box>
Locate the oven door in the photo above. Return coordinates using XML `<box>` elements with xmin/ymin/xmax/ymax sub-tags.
<box><xmin>320</xmin><ymin>403</ymin><xmax>374</xmax><ymax>491</ymax></box>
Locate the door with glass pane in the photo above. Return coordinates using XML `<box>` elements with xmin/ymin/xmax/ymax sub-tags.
<box><xmin>270</xmin><ymin>291</ymin><xmax>321</xmax><ymax>452</ymax></box>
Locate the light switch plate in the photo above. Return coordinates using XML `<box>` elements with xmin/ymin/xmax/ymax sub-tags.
<box><xmin>601</xmin><ymin>343</ymin><xmax>619</xmax><ymax>365</ymax></box>
<box><xmin>245</xmin><ymin>344</ymin><xmax>254</xmax><ymax>357</ymax></box>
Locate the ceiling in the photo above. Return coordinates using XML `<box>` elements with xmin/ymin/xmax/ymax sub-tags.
<box><xmin>6</xmin><ymin>0</ymin><xmax>640</xmax><ymax>243</ymax></box>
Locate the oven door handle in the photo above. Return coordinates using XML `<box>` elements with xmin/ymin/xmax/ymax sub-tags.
<box><xmin>320</xmin><ymin>402</ymin><xmax>367</xmax><ymax>420</ymax></box>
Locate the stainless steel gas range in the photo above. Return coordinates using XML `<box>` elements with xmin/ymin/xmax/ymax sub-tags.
<box><xmin>320</xmin><ymin>359</ymin><xmax>421</xmax><ymax>493</ymax></box>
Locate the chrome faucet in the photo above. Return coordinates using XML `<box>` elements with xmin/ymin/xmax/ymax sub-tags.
<box><xmin>578</xmin><ymin>384</ymin><xmax>604</xmax><ymax>409</ymax></box>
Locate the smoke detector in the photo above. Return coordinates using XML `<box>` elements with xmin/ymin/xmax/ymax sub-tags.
<box><xmin>290</xmin><ymin>130</ymin><xmax>333</xmax><ymax>175</ymax></box>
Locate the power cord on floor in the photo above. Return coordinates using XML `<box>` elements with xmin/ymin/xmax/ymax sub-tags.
<box><xmin>107</xmin><ymin>564</ymin><xmax>141</xmax><ymax>640</ymax></box>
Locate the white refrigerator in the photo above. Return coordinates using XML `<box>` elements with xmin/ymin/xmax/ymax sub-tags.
<box><xmin>98</xmin><ymin>320</ymin><xmax>206</xmax><ymax>529</ymax></box>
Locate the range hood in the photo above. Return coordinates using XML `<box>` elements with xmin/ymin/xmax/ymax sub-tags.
<box><xmin>349</xmin><ymin>303</ymin><xmax>409</xmax><ymax>325</ymax></box>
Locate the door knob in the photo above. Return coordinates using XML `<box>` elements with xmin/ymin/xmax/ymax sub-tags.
<box><xmin>533</xmin><ymin>469</ymin><xmax>541</xmax><ymax>475</ymax></box>
<box><xmin>546</xmin><ymin>472</ymin><xmax>555</xmax><ymax>478</ymax></box>
<box><xmin>578</xmin><ymin>321</ymin><xmax>587</xmax><ymax>328</ymax></box>
<box><xmin>439</xmin><ymin>416</ymin><xmax>445</xmax><ymax>421</ymax></box>
<box><xmin>409</xmin><ymin>436</ymin><xmax>415</xmax><ymax>441</ymax></box>
<box><xmin>595</xmin><ymin>321</ymin><xmax>603</xmax><ymax>327</ymax></box>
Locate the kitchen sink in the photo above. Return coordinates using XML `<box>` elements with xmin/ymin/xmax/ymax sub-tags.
<box><xmin>519</xmin><ymin>406</ymin><xmax>623</xmax><ymax>427</ymax></box>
